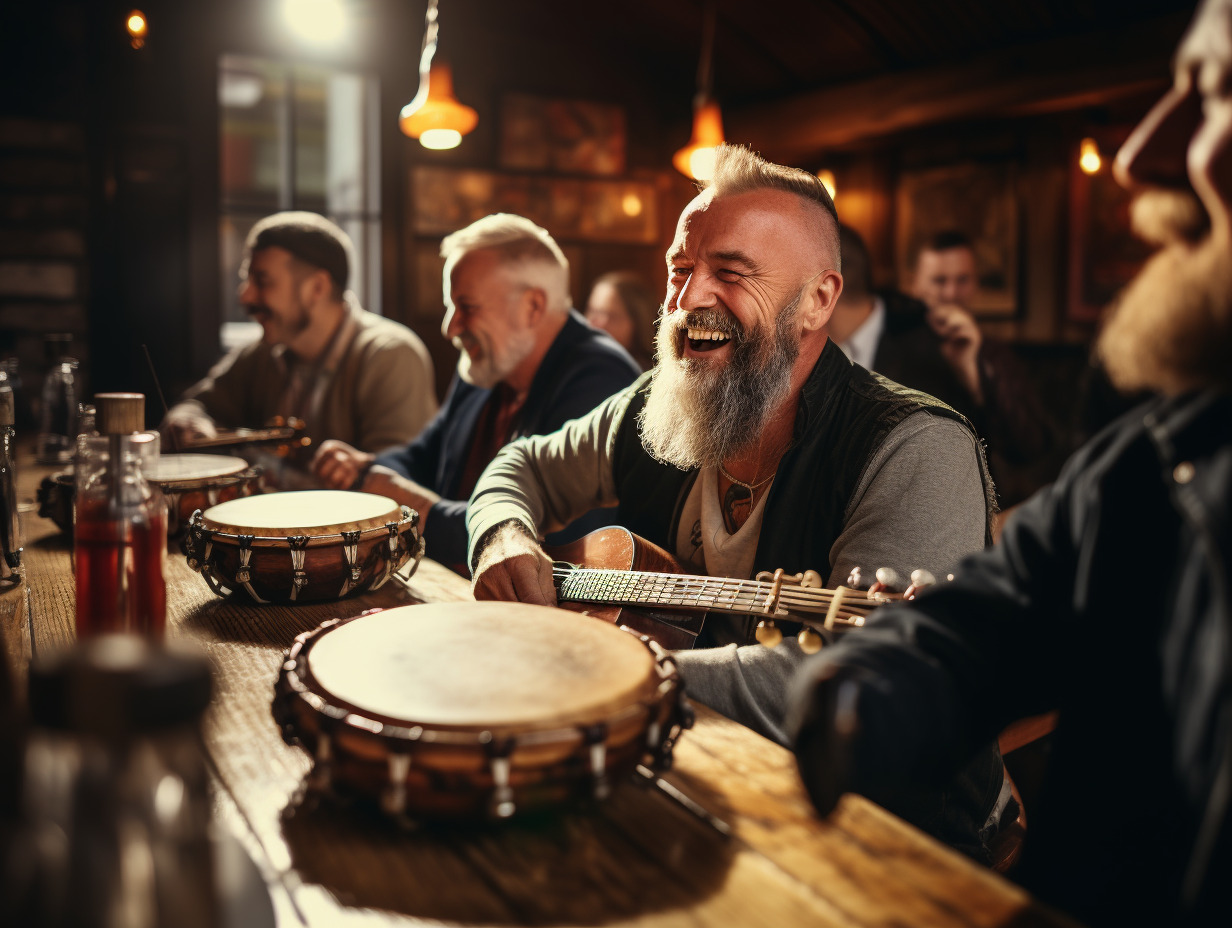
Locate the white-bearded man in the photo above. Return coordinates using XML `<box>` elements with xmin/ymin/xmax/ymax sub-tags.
<box><xmin>465</xmin><ymin>144</ymin><xmax>1012</xmax><ymax>862</ymax></box>
<box><xmin>787</xmin><ymin>1</ymin><xmax>1232</xmax><ymax>923</ymax></box>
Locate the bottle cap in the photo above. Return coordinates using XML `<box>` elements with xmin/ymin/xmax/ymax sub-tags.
<box><xmin>95</xmin><ymin>393</ymin><xmax>145</xmax><ymax>435</ymax></box>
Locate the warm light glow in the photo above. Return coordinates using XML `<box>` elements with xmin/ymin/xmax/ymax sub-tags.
<box><xmin>621</xmin><ymin>192</ymin><xmax>644</xmax><ymax>217</ymax></box>
<box><xmin>282</xmin><ymin>0</ymin><xmax>347</xmax><ymax>46</ymax></box>
<box><xmin>420</xmin><ymin>128</ymin><xmax>462</xmax><ymax>150</ymax></box>
<box><xmin>1079</xmin><ymin>137</ymin><xmax>1102</xmax><ymax>175</ymax></box>
<box><xmin>817</xmin><ymin>169</ymin><xmax>837</xmax><ymax>200</ymax></box>
<box><xmin>126</xmin><ymin>11</ymin><xmax>147</xmax><ymax>37</ymax></box>
<box><xmin>399</xmin><ymin>62</ymin><xmax>478</xmax><ymax>150</ymax></box>
<box><xmin>673</xmin><ymin>98</ymin><xmax>725</xmax><ymax>181</ymax></box>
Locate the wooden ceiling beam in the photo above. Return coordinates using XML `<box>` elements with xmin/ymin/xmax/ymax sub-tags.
<box><xmin>728</xmin><ymin>12</ymin><xmax>1189</xmax><ymax>163</ymax></box>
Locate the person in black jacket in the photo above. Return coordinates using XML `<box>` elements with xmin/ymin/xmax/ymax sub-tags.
<box><xmin>829</xmin><ymin>225</ymin><xmax>1053</xmax><ymax>504</ymax></box>
<box><xmin>789</xmin><ymin>2</ymin><xmax>1232</xmax><ymax>923</ymax></box>
<box><xmin>312</xmin><ymin>213</ymin><xmax>639</xmax><ymax>573</ymax></box>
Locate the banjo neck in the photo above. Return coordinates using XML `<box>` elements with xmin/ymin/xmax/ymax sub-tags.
<box><xmin>552</xmin><ymin>563</ymin><xmax>900</xmax><ymax>628</ymax></box>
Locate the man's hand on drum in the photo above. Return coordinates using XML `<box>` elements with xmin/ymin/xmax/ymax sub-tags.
<box><xmin>162</xmin><ymin>412</ymin><xmax>216</xmax><ymax>449</ymax></box>
<box><xmin>472</xmin><ymin>519</ymin><xmax>557</xmax><ymax>607</ymax></box>
<box><xmin>312</xmin><ymin>440</ymin><xmax>374</xmax><ymax>490</ymax></box>
<box><xmin>360</xmin><ymin>465</ymin><xmax>440</xmax><ymax>533</ymax></box>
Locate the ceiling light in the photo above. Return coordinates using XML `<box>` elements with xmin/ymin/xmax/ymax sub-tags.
<box><xmin>399</xmin><ymin>0</ymin><xmax>477</xmax><ymax>150</ymax></box>
<box><xmin>282</xmin><ymin>0</ymin><xmax>347</xmax><ymax>47</ymax></box>
<box><xmin>817</xmin><ymin>169</ymin><xmax>837</xmax><ymax>200</ymax></box>
<box><xmin>1079</xmin><ymin>137</ymin><xmax>1102</xmax><ymax>175</ymax></box>
<box><xmin>127</xmin><ymin>9</ymin><xmax>147</xmax><ymax>49</ymax></box>
<box><xmin>673</xmin><ymin>3</ymin><xmax>725</xmax><ymax>181</ymax></box>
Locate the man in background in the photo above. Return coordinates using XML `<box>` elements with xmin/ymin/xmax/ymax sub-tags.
<box><xmin>163</xmin><ymin>211</ymin><xmax>436</xmax><ymax>459</ymax></box>
<box><xmin>313</xmin><ymin>213</ymin><xmax>639</xmax><ymax>573</ymax></box>
<box><xmin>828</xmin><ymin>226</ymin><xmax>1051</xmax><ymax>504</ymax></box>
<box><xmin>790</xmin><ymin>0</ymin><xmax>1232</xmax><ymax>920</ymax></box>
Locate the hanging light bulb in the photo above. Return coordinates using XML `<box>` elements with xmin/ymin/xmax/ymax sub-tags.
<box><xmin>673</xmin><ymin>97</ymin><xmax>725</xmax><ymax>181</ymax></box>
<box><xmin>1079</xmin><ymin>137</ymin><xmax>1102</xmax><ymax>175</ymax></box>
<box><xmin>126</xmin><ymin>9</ymin><xmax>147</xmax><ymax>49</ymax></box>
<box><xmin>816</xmin><ymin>169</ymin><xmax>837</xmax><ymax>200</ymax></box>
<box><xmin>399</xmin><ymin>0</ymin><xmax>477</xmax><ymax>151</ymax></box>
<box><xmin>673</xmin><ymin>3</ymin><xmax>725</xmax><ymax>181</ymax></box>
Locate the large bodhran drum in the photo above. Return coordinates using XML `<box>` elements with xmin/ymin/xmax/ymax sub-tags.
<box><xmin>273</xmin><ymin>602</ymin><xmax>693</xmax><ymax>820</ymax></box>
<box><xmin>183</xmin><ymin>490</ymin><xmax>422</xmax><ymax>603</ymax></box>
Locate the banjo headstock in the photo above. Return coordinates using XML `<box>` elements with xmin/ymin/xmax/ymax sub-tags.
<box><xmin>752</xmin><ymin>564</ymin><xmax>949</xmax><ymax>653</ymax></box>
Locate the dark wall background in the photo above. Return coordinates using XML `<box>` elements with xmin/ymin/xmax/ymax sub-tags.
<box><xmin>0</xmin><ymin>0</ymin><xmax>1193</xmax><ymax>452</ymax></box>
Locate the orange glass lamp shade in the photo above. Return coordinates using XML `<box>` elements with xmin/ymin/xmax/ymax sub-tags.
<box><xmin>399</xmin><ymin>62</ymin><xmax>478</xmax><ymax>151</ymax></box>
<box><xmin>672</xmin><ymin>98</ymin><xmax>725</xmax><ymax>181</ymax></box>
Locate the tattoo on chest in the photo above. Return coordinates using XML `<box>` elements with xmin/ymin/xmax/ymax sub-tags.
<box><xmin>723</xmin><ymin>484</ymin><xmax>752</xmax><ymax>535</ymax></box>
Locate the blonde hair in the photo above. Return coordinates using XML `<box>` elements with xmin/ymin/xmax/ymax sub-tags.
<box><xmin>704</xmin><ymin>144</ymin><xmax>840</xmax><ymax>270</ymax></box>
<box><xmin>441</xmin><ymin>213</ymin><xmax>570</xmax><ymax>311</ymax></box>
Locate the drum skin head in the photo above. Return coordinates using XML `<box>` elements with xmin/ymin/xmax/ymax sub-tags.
<box><xmin>201</xmin><ymin>490</ymin><xmax>399</xmax><ymax>534</ymax></box>
<box><xmin>146</xmin><ymin>454</ymin><xmax>249</xmax><ymax>483</ymax></box>
<box><xmin>304</xmin><ymin>603</ymin><xmax>657</xmax><ymax>731</ymax></box>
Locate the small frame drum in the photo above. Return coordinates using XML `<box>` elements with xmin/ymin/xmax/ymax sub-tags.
<box><xmin>273</xmin><ymin>602</ymin><xmax>692</xmax><ymax>820</ymax></box>
<box><xmin>146</xmin><ymin>454</ymin><xmax>260</xmax><ymax>536</ymax></box>
<box><xmin>183</xmin><ymin>490</ymin><xmax>422</xmax><ymax>603</ymax></box>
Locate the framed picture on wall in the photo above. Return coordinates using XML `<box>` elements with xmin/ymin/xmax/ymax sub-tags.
<box><xmin>895</xmin><ymin>161</ymin><xmax>1019</xmax><ymax>317</ymax></box>
<box><xmin>500</xmin><ymin>94</ymin><xmax>626</xmax><ymax>176</ymax></box>
<box><xmin>411</xmin><ymin>167</ymin><xmax>658</xmax><ymax>245</ymax></box>
<box><xmin>1067</xmin><ymin>130</ymin><xmax>1151</xmax><ymax>323</ymax></box>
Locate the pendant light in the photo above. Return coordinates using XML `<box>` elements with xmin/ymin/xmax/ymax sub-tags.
<box><xmin>399</xmin><ymin>0</ymin><xmax>477</xmax><ymax>151</ymax></box>
<box><xmin>673</xmin><ymin>3</ymin><xmax>725</xmax><ymax>181</ymax></box>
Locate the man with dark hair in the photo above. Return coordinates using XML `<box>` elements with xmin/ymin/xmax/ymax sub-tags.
<box><xmin>311</xmin><ymin>213</ymin><xmax>640</xmax><ymax>573</ymax></box>
<box><xmin>163</xmin><ymin>211</ymin><xmax>436</xmax><ymax>458</ymax></box>
<box><xmin>828</xmin><ymin>224</ymin><xmax>1051</xmax><ymax>503</ymax></box>
<box><xmin>464</xmin><ymin>144</ymin><xmax>1012</xmax><ymax>862</ymax></box>
<box><xmin>789</xmin><ymin>2</ymin><xmax>1232</xmax><ymax>921</ymax></box>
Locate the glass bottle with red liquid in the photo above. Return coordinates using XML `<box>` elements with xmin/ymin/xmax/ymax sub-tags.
<box><xmin>74</xmin><ymin>393</ymin><xmax>167</xmax><ymax>638</ymax></box>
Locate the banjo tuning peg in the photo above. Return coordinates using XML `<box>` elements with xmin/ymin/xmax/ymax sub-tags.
<box><xmin>846</xmin><ymin>566</ymin><xmax>863</xmax><ymax>588</ymax></box>
<box><xmin>904</xmin><ymin>568</ymin><xmax>936</xmax><ymax>600</ymax></box>
<box><xmin>797</xmin><ymin>627</ymin><xmax>824</xmax><ymax>654</ymax></box>
<box><xmin>755</xmin><ymin>620</ymin><xmax>783</xmax><ymax>648</ymax></box>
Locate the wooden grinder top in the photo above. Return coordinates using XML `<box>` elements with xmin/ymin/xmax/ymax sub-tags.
<box><xmin>95</xmin><ymin>393</ymin><xmax>145</xmax><ymax>435</ymax></box>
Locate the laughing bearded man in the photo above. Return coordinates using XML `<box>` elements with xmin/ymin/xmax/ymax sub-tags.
<box><xmin>466</xmin><ymin>145</ymin><xmax>1012</xmax><ymax>862</ymax></box>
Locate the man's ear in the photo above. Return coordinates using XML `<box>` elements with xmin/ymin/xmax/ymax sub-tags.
<box><xmin>799</xmin><ymin>270</ymin><xmax>843</xmax><ymax>332</ymax></box>
<box><xmin>520</xmin><ymin>286</ymin><xmax>549</xmax><ymax>326</ymax></box>
<box><xmin>301</xmin><ymin>268</ymin><xmax>334</xmax><ymax>307</ymax></box>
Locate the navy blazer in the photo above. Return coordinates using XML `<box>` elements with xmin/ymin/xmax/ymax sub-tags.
<box><xmin>375</xmin><ymin>310</ymin><xmax>640</xmax><ymax>569</ymax></box>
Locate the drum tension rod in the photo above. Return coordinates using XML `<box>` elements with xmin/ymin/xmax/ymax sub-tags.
<box><xmin>634</xmin><ymin>764</ymin><xmax>731</xmax><ymax>839</ymax></box>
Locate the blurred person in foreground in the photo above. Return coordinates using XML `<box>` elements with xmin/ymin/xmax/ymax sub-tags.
<box><xmin>828</xmin><ymin>226</ymin><xmax>1052</xmax><ymax>505</ymax></box>
<box><xmin>584</xmin><ymin>271</ymin><xmax>658</xmax><ymax>369</ymax></box>
<box><xmin>312</xmin><ymin>213</ymin><xmax>639</xmax><ymax>573</ymax></box>
<box><xmin>465</xmin><ymin>145</ymin><xmax>1012</xmax><ymax>861</ymax></box>
<box><xmin>163</xmin><ymin>212</ymin><xmax>436</xmax><ymax>462</ymax></box>
<box><xmin>789</xmin><ymin>2</ymin><xmax>1232</xmax><ymax>922</ymax></box>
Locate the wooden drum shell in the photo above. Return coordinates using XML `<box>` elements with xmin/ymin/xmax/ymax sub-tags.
<box><xmin>183</xmin><ymin>491</ymin><xmax>421</xmax><ymax>604</ymax></box>
<box><xmin>272</xmin><ymin>605</ymin><xmax>692</xmax><ymax>820</ymax></box>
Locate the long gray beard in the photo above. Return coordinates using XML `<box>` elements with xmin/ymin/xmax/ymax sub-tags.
<box><xmin>637</xmin><ymin>295</ymin><xmax>801</xmax><ymax>470</ymax></box>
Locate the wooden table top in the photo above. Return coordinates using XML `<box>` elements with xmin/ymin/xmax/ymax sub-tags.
<box><xmin>2</xmin><ymin>455</ymin><xmax>1077</xmax><ymax>928</ymax></box>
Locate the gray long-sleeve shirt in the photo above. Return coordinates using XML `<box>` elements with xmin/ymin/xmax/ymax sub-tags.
<box><xmin>467</xmin><ymin>382</ymin><xmax>987</xmax><ymax>745</ymax></box>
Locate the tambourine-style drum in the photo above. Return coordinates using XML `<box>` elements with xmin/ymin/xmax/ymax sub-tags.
<box><xmin>36</xmin><ymin>453</ymin><xmax>261</xmax><ymax>536</ymax></box>
<box><xmin>273</xmin><ymin>602</ymin><xmax>693</xmax><ymax>820</ymax></box>
<box><xmin>146</xmin><ymin>453</ymin><xmax>260</xmax><ymax>536</ymax></box>
<box><xmin>183</xmin><ymin>490</ymin><xmax>422</xmax><ymax>603</ymax></box>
